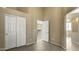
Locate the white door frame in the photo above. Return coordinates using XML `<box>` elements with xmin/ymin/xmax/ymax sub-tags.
<box><xmin>37</xmin><ymin>20</ymin><xmax>49</xmax><ymax>42</ymax></box>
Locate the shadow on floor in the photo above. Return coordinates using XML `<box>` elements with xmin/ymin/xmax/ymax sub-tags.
<box><xmin>7</xmin><ymin>40</ymin><xmax>65</xmax><ymax>51</ymax></box>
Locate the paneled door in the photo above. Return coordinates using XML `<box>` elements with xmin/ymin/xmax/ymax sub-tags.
<box><xmin>5</xmin><ymin>14</ymin><xmax>17</xmax><ymax>49</ymax></box>
<box><xmin>41</xmin><ymin>21</ymin><xmax>49</xmax><ymax>42</ymax></box>
<box><xmin>17</xmin><ymin>16</ymin><xmax>26</xmax><ymax>47</ymax></box>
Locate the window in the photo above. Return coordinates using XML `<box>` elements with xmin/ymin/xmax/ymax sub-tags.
<box><xmin>66</xmin><ymin>22</ymin><xmax>72</xmax><ymax>31</ymax></box>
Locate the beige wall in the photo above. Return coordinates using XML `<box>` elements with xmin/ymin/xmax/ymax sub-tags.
<box><xmin>16</xmin><ymin>7</ymin><xmax>76</xmax><ymax>47</ymax></box>
<box><xmin>0</xmin><ymin>15</ymin><xmax>5</xmax><ymax>48</ymax></box>
<box><xmin>43</xmin><ymin>7</ymin><xmax>63</xmax><ymax>46</ymax></box>
<box><xmin>43</xmin><ymin>7</ymin><xmax>76</xmax><ymax>48</ymax></box>
<box><xmin>27</xmin><ymin>8</ymin><xmax>43</xmax><ymax>44</ymax></box>
<box><xmin>71</xmin><ymin>16</ymin><xmax>79</xmax><ymax>32</ymax></box>
<box><xmin>29</xmin><ymin>8</ymin><xmax>43</xmax><ymax>42</ymax></box>
<box><xmin>17</xmin><ymin>7</ymin><xmax>28</xmax><ymax>13</ymax></box>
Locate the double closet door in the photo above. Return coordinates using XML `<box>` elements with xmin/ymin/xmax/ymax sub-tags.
<box><xmin>5</xmin><ymin>14</ymin><xmax>26</xmax><ymax>49</ymax></box>
<box><xmin>17</xmin><ymin>16</ymin><xmax>26</xmax><ymax>47</ymax></box>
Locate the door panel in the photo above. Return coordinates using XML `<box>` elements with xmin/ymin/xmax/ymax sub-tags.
<box><xmin>5</xmin><ymin>14</ymin><xmax>17</xmax><ymax>49</ymax></box>
<box><xmin>17</xmin><ymin>16</ymin><xmax>26</xmax><ymax>47</ymax></box>
<box><xmin>41</xmin><ymin>21</ymin><xmax>49</xmax><ymax>42</ymax></box>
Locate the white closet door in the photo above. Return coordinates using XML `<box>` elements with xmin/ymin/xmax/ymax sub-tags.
<box><xmin>5</xmin><ymin>14</ymin><xmax>17</xmax><ymax>49</ymax></box>
<box><xmin>17</xmin><ymin>16</ymin><xmax>26</xmax><ymax>47</ymax></box>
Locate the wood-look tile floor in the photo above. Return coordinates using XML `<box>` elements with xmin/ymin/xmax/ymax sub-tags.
<box><xmin>7</xmin><ymin>40</ymin><xmax>65</xmax><ymax>51</ymax></box>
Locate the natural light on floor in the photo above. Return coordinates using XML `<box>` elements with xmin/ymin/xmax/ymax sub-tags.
<box><xmin>66</xmin><ymin>37</ymin><xmax>72</xmax><ymax>51</ymax></box>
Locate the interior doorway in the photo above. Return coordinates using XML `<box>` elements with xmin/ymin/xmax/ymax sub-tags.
<box><xmin>65</xmin><ymin>8</ymin><xmax>79</xmax><ymax>51</ymax></box>
<box><xmin>37</xmin><ymin>20</ymin><xmax>49</xmax><ymax>43</ymax></box>
<box><xmin>65</xmin><ymin>17</ymin><xmax>72</xmax><ymax>50</ymax></box>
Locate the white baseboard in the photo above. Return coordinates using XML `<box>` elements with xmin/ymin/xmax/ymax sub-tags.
<box><xmin>50</xmin><ymin>40</ymin><xmax>61</xmax><ymax>47</ymax></box>
<box><xmin>50</xmin><ymin>38</ymin><xmax>67</xmax><ymax>50</ymax></box>
<box><xmin>26</xmin><ymin>42</ymin><xmax>35</xmax><ymax>46</ymax></box>
<box><xmin>49</xmin><ymin>39</ymin><xmax>67</xmax><ymax>50</ymax></box>
<box><xmin>61</xmin><ymin>45</ymin><xmax>66</xmax><ymax>50</ymax></box>
<box><xmin>0</xmin><ymin>48</ymin><xmax>5</xmax><ymax>51</ymax></box>
<box><xmin>50</xmin><ymin>41</ymin><xmax>66</xmax><ymax>50</ymax></box>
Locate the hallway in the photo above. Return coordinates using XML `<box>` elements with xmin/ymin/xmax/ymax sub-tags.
<box><xmin>66</xmin><ymin>37</ymin><xmax>79</xmax><ymax>51</ymax></box>
<box><xmin>7</xmin><ymin>41</ymin><xmax>65</xmax><ymax>51</ymax></box>
<box><xmin>0</xmin><ymin>7</ymin><xmax>78</xmax><ymax>51</ymax></box>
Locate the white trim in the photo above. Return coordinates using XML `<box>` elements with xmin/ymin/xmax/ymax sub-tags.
<box><xmin>61</xmin><ymin>45</ymin><xmax>66</xmax><ymax>50</ymax></box>
<box><xmin>63</xmin><ymin>16</ymin><xmax>67</xmax><ymax>50</ymax></box>
<box><xmin>50</xmin><ymin>39</ymin><xmax>61</xmax><ymax>47</ymax></box>
<box><xmin>26</xmin><ymin>42</ymin><xmax>35</xmax><ymax>46</ymax></box>
<box><xmin>50</xmin><ymin>41</ymin><xmax>61</xmax><ymax>47</ymax></box>
<box><xmin>67</xmin><ymin>8</ymin><xmax>79</xmax><ymax>15</ymax></box>
<box><xmin>50</xmin><ymin>40</ymin><xmax>67</xmax><ymax>50</ymax></box>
